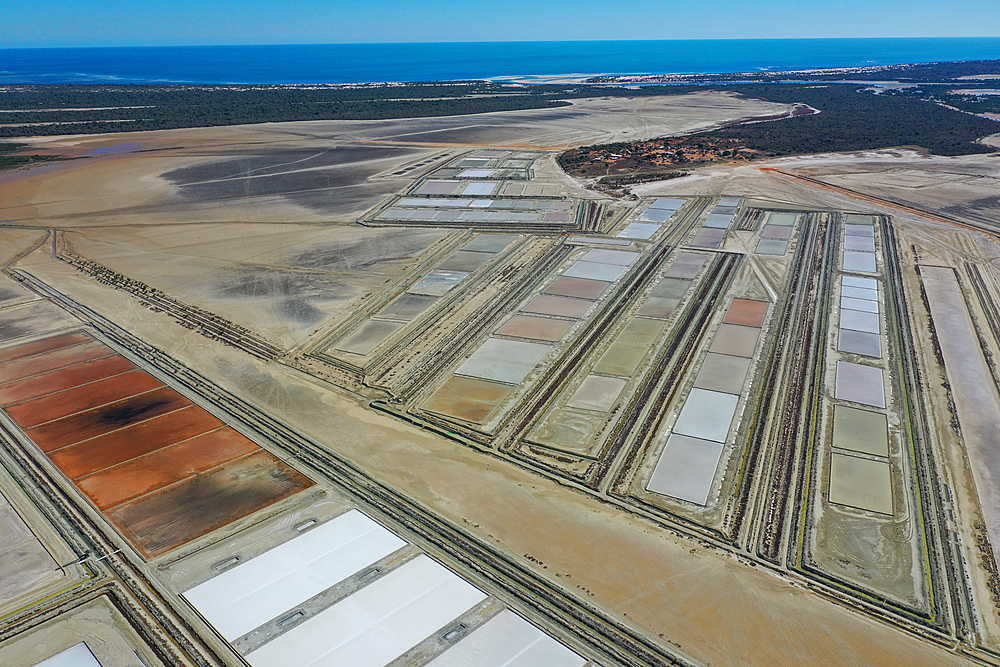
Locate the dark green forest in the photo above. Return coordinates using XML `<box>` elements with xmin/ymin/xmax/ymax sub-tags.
<box><xmin>880</xmin><ymin>85</ymin><xmax>1000</xmax><ymax>116</ymax></box>
<box><xmin>588</xmin><ymin>58</ymin><xmax>1000</xmax><ymax>84</ymax></box>
<box><xmin>795</xmin><ymin>59</ymin><xmax>1000</xmax><ymax>82</ymax></box>
<box><xmin>1</xmin><ymin>75</ymin><xmax>998</xmax><ymax>160</ymax></box>
<box><xmin>561</xmin><ymin>83</ymin><xmax>999</xmax><ymax>170</ymax></box>
<box><xmin>0</xmin><ymin>142</ymin><xmax>71</xmax><ymax>170</ymax></box>
<box><xmin>0</xmin><ymin>83</ymin><xmax>578</xmax><ymax>138</ymax></box>
<box><xmin>0</xmin><ymin>82</ymin><xmax>726</xmax><ymax>138</ymax></box>
<box><xmin>706</xmin><ymin>84</ymin><xmax>1000</xmax><ymax>156</ymax></box>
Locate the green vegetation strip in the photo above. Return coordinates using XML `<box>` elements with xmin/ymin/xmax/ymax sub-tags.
<box><xmin>0</xmin><ymin>83</ymin><xmax>577</xmax><ymax>137</ymax></box>
<box><xmin>0</xmin><ymin>143</ymin><xmax>71</xmax><ymax>171</ymax></box>
<box><xmin>706</xmin><ymin>84</ymin><xmax>999</xmax><ymax>156</ymax></box>
<box><xmin>4</xmin><ymin>80</ymin><xmax>998</xmax><ymax>162</ymax></box>
<box><xmin>562</xmin><ymin>83</ymin><xmax>999</xmax><ymax>185</ymax></box>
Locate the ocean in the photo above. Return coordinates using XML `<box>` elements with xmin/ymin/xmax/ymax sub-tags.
<box><xmin>2</xmin><ymin>38</ymin><xmax>1000</xmax><ymax>85</ymax></box>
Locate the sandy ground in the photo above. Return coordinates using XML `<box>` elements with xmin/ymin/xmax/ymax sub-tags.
<box><xmin>0</xmin><ymin>93</ymin><xmax>790</xmax><ymax>228</ymax></box>
<box><xmin>634</xmin><ymin>149</ymin><xmax>1000</xmax><ymax>230</ymax></box>
<box><xmin>60</xmin><ymin>224</ymin><xmax>449</xmax><ymax>347</ymax></box>
<box><xmin>921</xmin><ymin>267</ymin><xmax>1000</xmax><ymax>569</ymax></box>
<box><xmin>4</xmin><ymin>102</ymin><xmax>999</xmax><ymax>665</ymax></box>
<box><xmin>0</xmin><ymin>95</ymin><xmax>793</xmax><ymax>349</ymax></box>
<box><xmin>14</xmin><ymin>242</ymin><xmax>977</xmax><ymax>667</ymax></box>
<box><xmin>637</xmin><ymin>148</ymin><xmax>1000</xmax><ymax>646</ymax></box>
<box><xmin>0</xmin><ymin>228</ymin><xmax>48</xmax><ymax>266</ymax></box>
<box><xmin>0</xmin><ymin>595</ymin><xmax>167</xmax><ymax>667</ymax></box>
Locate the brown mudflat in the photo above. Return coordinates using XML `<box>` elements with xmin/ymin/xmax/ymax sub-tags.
<box><xmin>722</xmin><ymin>310</ymin><xmax>764</xmax><ymax>327</ymax></box>
<box><xmin>592</xmin><ymin>318</ymin><xmax>662</xmax><ymax>376</ymax></box>
<box><xmin>378</xmin><ymin>293</ymin><xmax>436</xmax><ymax>321</ymax></box>
<box><xmin>0</xmin><ymin>354</ymin><xmax>137</xmax><ymax>405</ymax></box>
<box><xmin>566</xmin><ymin>375</ymin><xmax>627</xmax><ymax>413</ymax></box>
<box><xmin>693</xmin><ymin>353</ymin><xmax>751</xmax><ymax>395</ymax></box>
<box><xmin>761</xmin><ymin>225</ymin><xmax>793</xmax><ymax>240</ymax></box>
<box><xmin>529</xmin><ymin>410</ymin><xmax>604</xmax><ymax>452</ymax></box>
<box><xmin>593</xmin><ymin>342</ymin><xmax>649</xmax><ymax>377</ymax></box>
<box><xmin>77</xmin><ymin>427</ymin><xmax>259</xmax><ymax>510</ymax></box>
<box><xmin>638</xmin><ymin>296</ymin><xmax>679</xmax><ymax>319</ymax></box>
<box><xmin>26</xmin><ymin>387</ymin><xmax>194</xmax><ymax>453</ymax></box>
<box><xmin>0</xmin><ymin>332</ymin><xmax>314</xmax><ymax>558</ymax></box>
<box><xmin>520</xmin><ymin>294</ymin><xmax>593</xmax><ymax>318</ymax></box>
<box><xmin>723</xmin><ymin>311</ymin><xmax>765</xmax><ymax>327</ymax></box>
<box><xmin>495</xmin><ymin>315</ymin><xmax>574</xmax><ymax>342</ymax></box>
<box><xmin>5</xmin><ymin>370</ymin><xmax>163</xmax><ymax>428</ymax></box>
<box><xmin>335</xmin><ymin>320</ymin><xmax>403</xmax><ymax>356</ymax></box>
<box><xmin>436</xmin><ymin>250</ymin><xmax>493</xmax><ymax>273</ymax></box>
<box><xmin>723</xmin><ymin>300</ymin><xmax>768</xmax><ymax>327</ymax></box>
<box><xmin>728</xmin><ymin>298</ymin><xmax>769</xmax><ymax>315</ymax></box>
<box><xmin>0</xmin><ymin>340</ymin><xmax>112</xmax><ymax>384</ymax></box>
<box><xmin>710</xmin><ymin>324</ymin><xmax>761</xmax><ymax>358</ymax></box>
<box><xmin>544</xmin><ymin>276</ymin><xmax>608</xmax><ymax>299</ymax></box>
<box><xmin>664</xmin><ymin>254</ymin><xmax>707</xmax><ymax>279</ymax></box>
<box><xmin>649</xmin><ymin>277</ymin><xmax>692</xmax><ymax>300</ymax></box>
<box><xmin>0</xmin><ymin>330</ymin><xmax>90</xmax><ymax>364</ymax></box>
<box><xmin>48</xmin><ymin>406</ymin><xmax>223</xmax><ymax>477</ymax></box>
<box><xmin>424</xmin><ymin>375</ymin><xmax>512</xmax><ymax>423</ymax></box>
<box><xmin>106</xmin><ymin>450</ymin><xmax>312</xmax><ymax>558</ymax></box>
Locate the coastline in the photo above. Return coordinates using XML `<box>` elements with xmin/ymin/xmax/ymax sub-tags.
<box><xmin>2</xmin><ymin>37</ymin><xmax>999</xmax><ymax>85</ymax></box>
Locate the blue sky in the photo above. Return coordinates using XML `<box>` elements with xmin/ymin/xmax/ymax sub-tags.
<box><xmin>3</xmin><ymin>0</ymin><xmax>998</xmax><ymax>48</ymax></box>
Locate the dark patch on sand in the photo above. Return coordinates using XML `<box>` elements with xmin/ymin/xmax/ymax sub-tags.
<box><xmin>106</xmin><ymin>451</ymin><xmax>312</xmax><ymax>557</ymax></box>
<box><xmin>288</xmin><ymin>228</ymin><xmax>442</xmax><ymax>271</ymax></box>
<box><xmin>164</xmin><ymin>145</ymin><xmax>417</xmax><ymax>213</ymax></box>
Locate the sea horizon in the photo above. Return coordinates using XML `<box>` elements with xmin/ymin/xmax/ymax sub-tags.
<box><xmin>2</xmin><ymin>37</ymin><xmax>1000</xmax><ymax>86</ymax></box>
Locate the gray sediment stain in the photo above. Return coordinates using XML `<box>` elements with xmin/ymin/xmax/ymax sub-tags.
<box><xmin>0</xmin><ymin>284</ymin><xmax>35</xmax><ymax>306</ymax></box>
<box><xmin>288</xmin><ymin>229</ymin><xmax>443</xmax><ymax>272</ymax></box>
<box><xmin>163</xmin><ymin>145</ymin><xmax>418</xmax><ymax>212</ymax></box>
<box><xmin>211</xmin><ymin>270</ymin><xmax>346</xmax><ymax>326</ymax></box>
<box><xmin>209</xmin><ymin>229</ymin><xmax>444</xmax><ymax>326</ymax></box>
<box><xmin>0</xmin><ymin>494</ymin><xmax>63</xmax><ymax>606</ymax></box>
<box><xmin>0</xmin><ymin>301</ymin><xmax>77</xmax><ymax>343</ymax></box>
<box><xmin>107</xmin><ymin>451</ymin><xmax>312</xmax><ymax>557</ymax></box>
